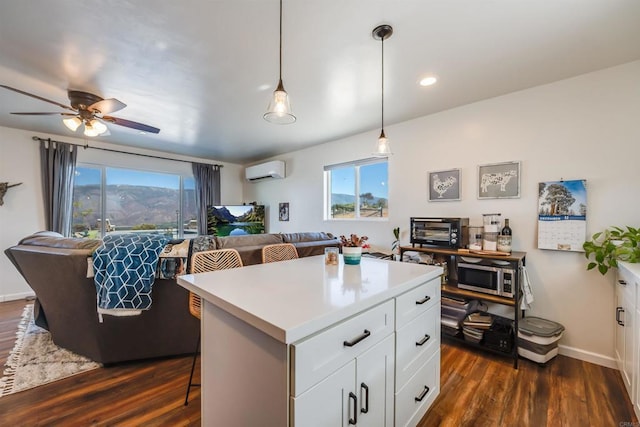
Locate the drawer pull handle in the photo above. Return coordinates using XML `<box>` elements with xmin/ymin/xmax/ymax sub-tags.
<box><xmin>416</xmin><ymin>334</ymin><xmax>431</xmax><ymax>346</ymax></box>
<box><xmin>360</xmin><ymin>382</ymin><xmax>369</xmax><ymax>414</ymax></box>
<box><xmin>415</xmin><ymin>385</ymin><xmax>430</xmax><ymax>402</ymax></box>
<box><xmin>616</xmin><ymin>307</ymin><xmax>625</xmax><ymax>326</ymax></box>
<box><xmin>618</xmin><ymin>279</ymin><xmax>627</xmax><ymax>286</ymax></box>
<box><xmin>343</xmin><ymin>329</ymin><xmax>371</xmax><ymax>347</ymax></box>
<box><xmin>348</xmin><ymin>392</ymin><xmax>358</xmax><ymax>425</ymax></box>
<box><xmin>415</xmin><ymin>295</ymin><xmax>431</xmax><ymax>305</ymax></box>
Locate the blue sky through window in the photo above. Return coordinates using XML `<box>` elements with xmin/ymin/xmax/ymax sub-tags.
<box><xmin>331</xmin><ymin>162</ymin><xmax>388</xmax><ymax>198</ymax></box>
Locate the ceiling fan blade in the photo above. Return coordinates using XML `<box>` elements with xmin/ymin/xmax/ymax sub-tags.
<box><xmin>0</xmin><ymin>85</ymin><xmax>75</xmax><ymax>111</ymax></box>
<box><xmin>88</xmin><ymin>98</ymin><xmax>126</xmax><ymax>114</ymax></box>
<box><xmin>10</xmin><ymin>112</ymin><xmax>76</xmax><ymax>116</ymax></box>
<box><xmin>102</xmin><ymin>115</ymin><xmax>160</xmax><ymax>134</ymax></box>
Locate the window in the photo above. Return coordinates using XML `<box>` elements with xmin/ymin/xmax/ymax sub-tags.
<box><xmin>324</xmin><ymin>158</ymin><xmax>388</xmax><ymax>220</ymax></box>
<box><xmin>72</xmin><ymin>165</ymin><xmax>196</xmax><ymax>238</ymax></box>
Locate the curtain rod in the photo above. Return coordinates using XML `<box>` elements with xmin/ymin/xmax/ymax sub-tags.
<box><xmin>32</xmin><ymin>136</ymin><xmax>223</xmax><ymax>167</ymax></box>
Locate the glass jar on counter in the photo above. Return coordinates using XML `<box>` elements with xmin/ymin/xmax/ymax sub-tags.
<box><xmin>468</xmin><ymin>226</ymin><xmax>483</xmax><ymax>250</ymax></box>
<box><xmin>482</xmin><ymin>213</ymin><xmax>501</xmax><ymax>251</ymax></box>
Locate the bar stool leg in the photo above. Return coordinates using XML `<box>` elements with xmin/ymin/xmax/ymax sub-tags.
<box><xmin>184</xmin><ymin>331</ymin><xmax>201</xmax><ymax>406</ymax></box>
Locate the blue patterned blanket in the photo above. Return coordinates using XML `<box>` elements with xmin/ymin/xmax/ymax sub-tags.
<box><xmin>93</xmin><ymin>234</ymin><xmax>168</xmax><ymax>319</ymax></box>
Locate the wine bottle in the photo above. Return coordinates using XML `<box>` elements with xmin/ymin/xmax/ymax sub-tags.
<box><xmin>501</xmin><ymin>219</ymin><xmax>512</xmax><ymax>236</ymax></box>
<box><xmin>498</xmin><ymin>219</ymin><xmax>512</xmax><ymax>252</ymax></box>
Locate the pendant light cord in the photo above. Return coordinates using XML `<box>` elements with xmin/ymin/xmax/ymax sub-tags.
<box><xmin>380</xmin><ymin>33</ymin><xmax>385</xmax><ymax>133</ymax></box>
<box><xmin>279</xmin><ymin>0</ymin><xmax>283</xmax><ymax>82</ymax></box>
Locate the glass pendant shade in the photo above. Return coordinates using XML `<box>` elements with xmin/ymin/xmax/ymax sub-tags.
<box><xmin>264</xmin><ymin>0</ymin><xmax>295</xmax><ymax>124</ymax></box>
<box><xmin>264</xmin><ymin>79</ymin><xmax>296</xmax><ymax>124</ymax></box>
<box><xmin>374</xmin><ymin>130</ymin><xmax>392</xmax><ymax>156</ymax></box>
<box><xmin>63</xmin><ymin>116</ymin><xmax>82</xmax><ymax>131</ymax></box>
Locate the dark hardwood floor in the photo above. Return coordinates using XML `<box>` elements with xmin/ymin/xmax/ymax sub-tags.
<box><xmin>0</xmin><ymin>298</ymin><xmax>636</xmax><ymax>426</ymax></box>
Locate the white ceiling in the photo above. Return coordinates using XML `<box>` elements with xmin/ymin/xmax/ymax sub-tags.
<box><xmin>1</xmin><ymin>1</ymin><xmax>639</xmax><ymax>164</ymax></box>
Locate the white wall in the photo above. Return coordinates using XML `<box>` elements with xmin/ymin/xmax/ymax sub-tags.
<box><xmin>0</xmin><ymin>126</ymin><xmax>244</xmax><ymax>301</ymax></box>
<box><xmin>244</xmin><ymin>61</ymin><xmax>640</xmax><ymax>366</ymax></box>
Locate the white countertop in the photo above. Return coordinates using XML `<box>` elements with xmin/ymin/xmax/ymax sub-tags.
<box><xmin>177</xmin><ymin>255</ymin><xmax>441</xmax><ymax>344</ymax></box>
<box><xmin>619</xmin><ymin>261</ymin><xmax>640</xmax><ymax>278</ymax></box>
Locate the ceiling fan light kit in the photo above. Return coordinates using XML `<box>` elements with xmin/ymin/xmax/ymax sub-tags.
<box><xmin>372</xmin><ymin>24</ymin><xmax>393</xmax><ymax>157</ymax></box>
<box><xmin>264</xmin><ymin>0</ymin><xmax>295</xmax><ymax>124</ymax></box>
<box><xmin>0</xmin><ymin>85</ymin><xmax>160</xmax><ymax>137</ymax></box>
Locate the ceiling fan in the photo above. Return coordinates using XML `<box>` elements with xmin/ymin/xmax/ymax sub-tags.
<box><xmin>0</xmin><ymin>85</ymin><xmax>160</xmax><ymax>137</ymax></box>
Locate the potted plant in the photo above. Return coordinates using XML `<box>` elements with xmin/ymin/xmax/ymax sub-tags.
<box><xmin>340</xmin><ymin>234</ymin><xmax>368</xmax><ymax>265</ymax></box>
<box><xmin>583</xmin><ymin>226</ymin><xmax>640</xmax><ymax>275</ymax></box>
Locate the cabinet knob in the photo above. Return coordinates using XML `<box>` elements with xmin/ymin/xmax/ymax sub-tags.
<box><xmin>618</xmin><ymin>279</ymin><xmax>627</xmax><ymax>286</ymax></box>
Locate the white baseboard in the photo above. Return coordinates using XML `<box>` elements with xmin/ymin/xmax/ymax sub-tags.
<box><xmin>0</xmin><ymin>291</ymin><xmax>36</xmax><ymax>303</ymax></box>
<box><xmin>558</xmin><ymin>344</ymin><xmax>617</xmax><ymax>369</ymax></box>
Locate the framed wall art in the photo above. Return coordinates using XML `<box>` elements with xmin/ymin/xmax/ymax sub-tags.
<box><xmin>478</xmin><ymin>161</ymin><xmax>521</xmax><ymax>199</ymax></box>
<box><xmin>279</xmin><ymin>202</ymin><xmax>289</xmax><ymax>221</ymax></box>
<box><xmin>428</xmin><ymin>168</ymin><xmax>461</xmax><ymax>201</ymax></box>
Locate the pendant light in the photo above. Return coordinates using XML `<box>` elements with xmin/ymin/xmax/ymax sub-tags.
<box><xmin>264</xmin><ymin>0</ymin><xmax>296</xmax><ymax>124</ymax></box>
<box><xmin>372</xmin><ymin>24</ymin><xmax>393</xmax><ymax>156</ymax></box>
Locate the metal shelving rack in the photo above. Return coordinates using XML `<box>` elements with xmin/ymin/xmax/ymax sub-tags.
<box><xmin>399</xmin><ymin>245</ymin><xmax>526</xmax><ymax>368</ymax></box>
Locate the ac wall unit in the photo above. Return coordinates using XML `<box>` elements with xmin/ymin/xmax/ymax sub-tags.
<box><xmin>245</xmin><ymin>160</ymin><xmax>285</xmax><ymax>182</ymax></box>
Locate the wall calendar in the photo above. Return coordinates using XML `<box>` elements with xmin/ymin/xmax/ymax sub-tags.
<box><xmin>537</xmin><ymin>179</ymin><xmax>587</xmax><ymax>252</ymax></box>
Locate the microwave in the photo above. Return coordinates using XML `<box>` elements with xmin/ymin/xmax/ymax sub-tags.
<box><xmin>457</xmin><ymin>258</ymin><xmax>516</xmax><ymax>298</ymax></box>
<box><xmin>410</xmin><ymin>217</ymin><xmax>469</xmax><ymax>248</ymax></box>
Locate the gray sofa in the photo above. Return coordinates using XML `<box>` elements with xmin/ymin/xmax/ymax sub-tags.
<box><xmin>5</xmin><ymin>231</ymin><xmax>339</xmax><ymax>364</ymax></box>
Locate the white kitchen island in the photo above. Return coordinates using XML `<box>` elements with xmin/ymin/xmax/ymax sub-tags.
<box><xmin>178</xmin><ymin>255</ymin><xmax>442</xmax><ymax>427</ymax></box>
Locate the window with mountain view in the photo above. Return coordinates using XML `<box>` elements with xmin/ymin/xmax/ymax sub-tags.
<box><xmin>324</xmin><ymin>158</ymin><xmax>388</xmax><ymax>220</ymax></box>
<box><xmin>72</xmin><ymin>165</ymin><xmax>196</xmax><ymax>238</ymax></box>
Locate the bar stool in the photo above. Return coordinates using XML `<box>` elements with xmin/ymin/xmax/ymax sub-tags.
<box><xmin>184</xmin><ymin>248</ymin><xmax>243</xmax><ymax>405</ymax></box>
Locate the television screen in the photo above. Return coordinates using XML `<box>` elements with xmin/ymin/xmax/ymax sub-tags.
<box><xmin>206</xmin><ymin>205</ymin><xmax>266</xmax><ymax>236</ymax></box>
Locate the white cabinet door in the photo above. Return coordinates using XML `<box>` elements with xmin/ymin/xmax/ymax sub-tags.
<box><xmin>623</xmin><ymin>290</ymin><xmax>635</xmax><ymax>396</ymax></box>
<box><xmin>292</xmin><ymin>360</ymin><xmax>356</xmax><ymax>427</ymax></box>
<box><xmin>615</xmin><ymin>286</ymin><xmax>625</xmax><ymax>370</ymax></box>
<box><xmin>616</xmin><ymin>269</ymin><xmax>634</xmax><ymax>394</ymax></box>
<box><xmin>292</xmin><ymin>335</ymin><xmax>395</xmax><ymax>427</ymax></box>
<box><xmin>356</xmin><ymin>334</ymin><xmax>395</xmax><ymax>427</ymax></box>
<box><xmin>636</xmin><ymin>306</ymin><xmax>640</xmax><ymax>419</ymax></box>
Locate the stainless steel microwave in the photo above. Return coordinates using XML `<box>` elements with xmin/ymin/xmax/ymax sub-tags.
<box><xmin>410</xmin><ymin>217</ymin><xmax>469</xmax><ymax>248</ymax></box>
<box><xmin>457</xmin><ymin>259</ymin><xmax>515</xmax><ymax>298</ymax></box>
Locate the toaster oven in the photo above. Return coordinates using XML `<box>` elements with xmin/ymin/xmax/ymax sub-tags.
<box><xmin>410</xmin><ymin>217</ymin><xmax>469</xmax><ymax>249</ymax></box>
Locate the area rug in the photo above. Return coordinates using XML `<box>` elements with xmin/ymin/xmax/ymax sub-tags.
<box><xmin>0</xmin><ymin>304</ymin><xmax>102</xmax><ymax>397</ymax></box>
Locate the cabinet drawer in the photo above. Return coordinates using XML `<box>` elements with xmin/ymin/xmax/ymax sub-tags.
<box><xmin>395</xmin><ymin>350</ymin><xmax>440</xmax><ymax>427</ymax></box>
<box><xmin>291</xmin><ymin>300</ymin><xmax>395</xmax><ymax>396</ymax></box>
<box><xmin>396</xmin><ymin>303</ymin><xmax>440</xmax><ymax>389</ymax></box>
<box><xmin>617</xmin><ymin>265</ymin><xmax>636</xmax><ymax>302</ymax></box>
<box><xmin>396</xmin><ymin>277</ymin><xmax>440</xmax><ymax>329</ymax></box>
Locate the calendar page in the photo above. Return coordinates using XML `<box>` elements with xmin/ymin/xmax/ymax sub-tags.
<box><xmin>537</xmin><ymin>180</ymin><xmax>587</xmax><ymax>252</ymax></box>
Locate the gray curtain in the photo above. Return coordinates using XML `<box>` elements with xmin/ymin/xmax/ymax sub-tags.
<box><xmin>40</xmin><ymin>139</ymin><xmax>78</xmax><ymax>236</ymax></box>
<box><xmin>192</xmin><ymin>163</ymin><xmax>221</xmax><ymax>235</ymax></box>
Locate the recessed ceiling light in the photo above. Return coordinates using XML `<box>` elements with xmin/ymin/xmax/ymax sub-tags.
<box><xmin>419</xmin><ymin>76</ymin><xmax>437</xmax><ymax>87</ymax></box>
